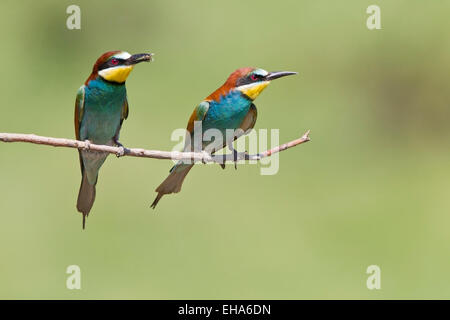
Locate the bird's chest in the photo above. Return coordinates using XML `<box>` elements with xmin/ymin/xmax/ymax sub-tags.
<box><xmin>203</xmin><ymin>93</ymin><xmax>251</xmax><ymax>132</ymax></box>
<box><xmin>80</xmin><ymin>83</ymin><xmax>126</xmax><ymax>144</ymax></box>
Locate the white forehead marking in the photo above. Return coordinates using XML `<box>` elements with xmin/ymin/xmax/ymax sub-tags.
<box><xmin>253</xmin><ymin>69</ymin><xmax>268</xmax><ymax>77</ymax></box>
<box><xmin>113</xmin><ymin>51</ymin><xmax>131</xmax><ymax>59</ymax></box>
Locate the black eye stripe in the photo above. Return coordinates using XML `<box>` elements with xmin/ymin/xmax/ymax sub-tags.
<box><xmin>98</xmin><ymin>58</ymin><xmax>125</xmax><ymax>70</ymax></box>
<box><xmin>236</xmin><ymin>73</ymin><xmax>264</xmax><ymax>86</ymax></box>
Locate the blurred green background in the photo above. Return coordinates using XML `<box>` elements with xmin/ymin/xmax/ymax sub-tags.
<box><xmin>0</xmin><ymin>0</ymin><xmax>449</xmax><ymax>299</ymax></box>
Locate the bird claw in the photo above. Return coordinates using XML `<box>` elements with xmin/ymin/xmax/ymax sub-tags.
<box><xmin>201</xmin><ymin>151</ymin><xmax>210</xmax><ymax>164</ymax></box>
<box><xmin>83</xmin><ymin>140</ymin><xmax>91</xmax><ymax>151</ymax></box>
<box><xmin>233</xmin><ymin>150</ymin><xmax>249</xmax><ymax>169</ymax></box>
<box><xmin>114</xmin><ymin>139</ymin><xmax>125</xmax><ymax>157</ymax></box>
<box><xmin>227</xmin><ymin>142</ymin><xmax>248</xmax><ymax>170</ymax></box>
<box><xmin>219</xmin><ymin>154</ymin><xmax>226</xmax><ymax>169</ymax></box>
<box><xmin>116</xmin><ymin>146</ymin><xmax>125</xmax><ymax>157</ymax></box>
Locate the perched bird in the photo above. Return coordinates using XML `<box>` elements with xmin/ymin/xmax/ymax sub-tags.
<box><xmin>151</xmin><ymin>67</ymin><xmax>297</xmax><ymax>208</ymax></box>
<box><xmin>75</xmin><ymin>50</ymin><xmax>152</xmax><ymax>228</ymax></box>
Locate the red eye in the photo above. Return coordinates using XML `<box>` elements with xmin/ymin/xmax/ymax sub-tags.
<box><xmin>110</xmin><ymin>58</ymin><xmax>119</xmax><ymax>65</ymax></box>
<box><xmin>251</xmin><ymin>74</ymin><xmax>258</xmax><ymax>81</ymax></box>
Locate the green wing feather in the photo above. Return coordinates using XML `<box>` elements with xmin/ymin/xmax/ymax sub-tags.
<box><xmin>113</xmin><ymin>97</ymin><xmax>129</xmax><ymax>141</ymax></box>
<box><xmin>184</xmin><ymin>101</ymin><xmax>210</xmax><ymax>151</ymax></box>
<box><xmin>186</xmin><ymin>101</ymin><xmax>209</xmax><ymax>134</ymax></box>
<box><xmin>186</xmin><ymin>101</ymin><xmax>210</xmax><ymax>133</ymax></box>
<box><xmin>74</xmin><ymin>85</ymin><xmax>86</xmax><ymax>175</ymax></box>
<box><xmin>74</xmin><ymin>85</ymin><xmax>86</xmax><ymax>141</ymax></box>
<box><xmin>121</xmin><ymin>97</ymin><xmax>129</xmax><ymax>124</ymax></box>
<box><xmin>195</xmin><ymin>100</ymin><xmax>209</xmax><ymax>121</ymax></box>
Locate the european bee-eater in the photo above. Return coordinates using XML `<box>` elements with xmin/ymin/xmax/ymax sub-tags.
<box><xmin>151</xmin><ymin>67</ymin><xmax>297</xmax><ymax>208</ymax></box>
<box><xmin>75</xmin><ymin>50</ymin><xmax>152</xmax><ymax>228</ymax></box>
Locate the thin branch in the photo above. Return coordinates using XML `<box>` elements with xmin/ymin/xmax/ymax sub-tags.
<box><xmin>0</xmin><ymin>131</ymin><xmax>311</xmax><ymax>163</ymax></box>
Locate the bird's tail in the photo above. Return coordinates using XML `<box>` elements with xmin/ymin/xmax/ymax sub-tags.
<box><xmin>151</xmin><ymin>163</ymin><xmax>194</xmax><ymax>209</ymax></box>
<box><xmin>76</xmin><ymin>170</ymin><xmax>97</xmax><ymax>229</ymax></box>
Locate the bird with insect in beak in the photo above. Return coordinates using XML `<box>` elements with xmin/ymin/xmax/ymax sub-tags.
<box><xmin>151</xmin><ymin>67</ymin><xmax>297</xmax><ymax>208</ymax></box>
<box><xmin>75</xmin><ymin>50</ymin><xmax>152</xmax><ymax>228</ymax></box>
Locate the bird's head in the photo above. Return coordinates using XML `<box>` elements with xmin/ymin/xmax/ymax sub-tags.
<box><xmin>87</xmin><ymin>51</ymin><xmax>153</xmax><ymax>84</ymax></box>
<box><xmin>229</xmin><ymin>67</ymin><xmax>297</xmax><ymax>100</ymax></box>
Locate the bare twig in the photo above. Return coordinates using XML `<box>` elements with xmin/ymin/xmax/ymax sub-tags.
<box><xmin>0</xmin><ymin>131</ymin><xmax>311</xmax><ymax>163</ymax></box>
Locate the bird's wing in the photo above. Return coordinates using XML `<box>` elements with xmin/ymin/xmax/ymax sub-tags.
<box><xmin>74</xmin><ymin>85</ymin><xmax>86</xmax><ymax>141</ymax></box>
<box><xmin>184</xmin><ymin>100</ymin><xmax>210</xmax><ymax>151</ymax></box>
<box><xmin>121</xmin><ymin>97</ymin><xmax>129</xmax><ymax>125</ymax></box>
<box><xmin>238</xmin><ymin>103</ymin><xmax>258</xmax><ymax>134</ymax></box>
<box><xmin>113</xmin><ymin>97</ymin><xmax>129</xmax><ymax>142</ymax></box>
<box><xmin>183</xmin><ymin>101</ymin><xmax>256</xmax><ymax>154</ymax></box>
<box><xmin>186</xmin><ymin>100</ymin><xmax>210</xmax><ymax>134</ymax></box>
<box><xmin>74</xmin><ymin>85</ymin><xmax>86</xmax><ymax>175</ymax></box>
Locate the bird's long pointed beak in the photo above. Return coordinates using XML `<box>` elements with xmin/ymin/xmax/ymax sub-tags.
<box><xmin>265</xmin><ymin>71</ymin><xmax>298</xmax><ymax>81</ymax></box>
<box><xmin>126</xmin><ymin>53</ymin><xmax>153</xmax><ymax>65</ymax></box>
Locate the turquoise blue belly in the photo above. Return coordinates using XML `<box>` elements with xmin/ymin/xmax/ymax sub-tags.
<box><xmin>203</xmin><ymin>91</ymin><xmax>251</xmax><ymax>136</ymax></box>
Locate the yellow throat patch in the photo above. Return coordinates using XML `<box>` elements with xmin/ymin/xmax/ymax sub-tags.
<box><xmin>98</xmin><ymin>65</ymin><xmax>134</xmax><ymax>83</ymax></box>
<box><xmin>238</xmin><ymin>81</ymin><xmax>270</xmax><ymax>100</ymax></box>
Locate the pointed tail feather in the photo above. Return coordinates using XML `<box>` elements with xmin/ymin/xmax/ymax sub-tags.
<box><xmin>151</xmin><ymin>163</ymin><xmax>194</xmax><ymax>209</ymax></box>
<box><xmin>76</xmin><ymin>171</ymin><xmax>97</xmax><ymax>229</ymax></box>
